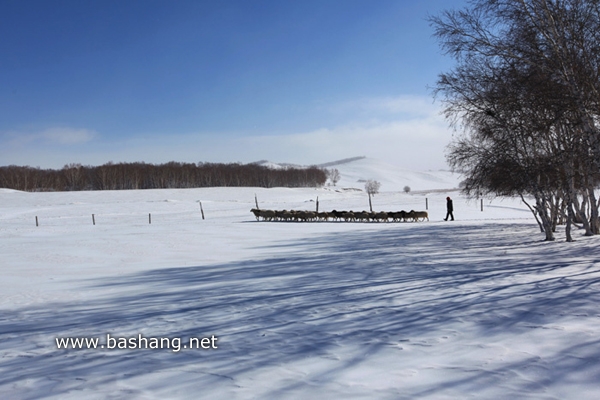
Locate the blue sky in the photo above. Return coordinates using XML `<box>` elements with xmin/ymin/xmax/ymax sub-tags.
<box><xmin>0</xmin><ymin>0</ymin><xmax>466</xmax><ymax>170</ymax></box>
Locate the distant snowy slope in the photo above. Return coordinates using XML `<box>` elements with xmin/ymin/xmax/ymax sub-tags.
<box><xmin>327</xmin><ymin>157</ymin><xmax>459</xmax><ymax>192</ymax></box>
<box><xmin>254</xmin><ymin>157</ymin><xmax>460</xmax><ymax>192</ymax></box>
<box><xmin>253</xmin><ymin>160</ymin><xmax>303</xmax><ymax>169</ymax></box>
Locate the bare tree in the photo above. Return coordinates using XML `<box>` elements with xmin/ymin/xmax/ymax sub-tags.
<box><xmin>365</xmin><ymin>179</ymin><xmax>381</xmax><ymax>212</ymax></box>
<box><xmin>431</xmin><ymin>0</ymin><xmax>600</xmax><ymax>241</ymax></box>
<box><xmin>327</xmin><ymin>168</ymin><xmax>341</xmax><ymax>186</ymax></box>
<box><xmin>63</xmin><ymin>163</ymin><xmax>83</xmax><ymax>191</ymax></box>
<box><xmin>364</xmin><ymin>179</ymin><xmax>381</xmax><ymax>196</ymax></box>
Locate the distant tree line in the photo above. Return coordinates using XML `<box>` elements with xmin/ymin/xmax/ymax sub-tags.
<box><xmin>0</xmin><ymin>162</ymin><xmax>328</xmax><ymax>192</ymax></box>
<box><xmin>432</xmin><ymin>0</ymin><xmax>600</xmax><ymax>242</ymax></box>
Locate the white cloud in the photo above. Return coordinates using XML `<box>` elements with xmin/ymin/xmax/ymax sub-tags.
<box><xmin>40</xmin><ymin>128</ymin><xmax>96</xmax><ymax>145</ymax></box>
<box><xmin>0</xmin><ymin>96</ymin><xmax>454</xmax><ymax>171</ymax></box>
<box><xmin>2</xmin><ymin>127</ymin><xmax>97</xmax><ymax>147</ymax></box>
<box><xmin>216</xmin><ymin>95</ymin><xmax>452</xmax><ymax>169</ymax></box>
<box><xmin>231</xmin><ymin>116</ymin><xmax>451</xmax><ymax>170</ymax></box>
<box><xmin>329</xmin><ymin>95</ymin><xmax>441</xmax><ymax>119</ymax></box>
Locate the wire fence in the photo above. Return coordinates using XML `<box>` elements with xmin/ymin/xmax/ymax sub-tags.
<box><xmin>0</xmin><ymin>210</ymin><xmax>211</xmax><ymax>229</ymax></box>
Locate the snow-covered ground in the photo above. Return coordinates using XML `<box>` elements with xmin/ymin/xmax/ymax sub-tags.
<box><xmin>1</xmin><ymin>158</ymin><xmax>599</xmax><ymax>399</ymax></box>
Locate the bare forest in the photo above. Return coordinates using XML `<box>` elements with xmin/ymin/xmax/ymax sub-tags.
<box><xmin>0</xmin><ymin>162</ymin><xmax>327</xmax><ymax>192</ymax></box>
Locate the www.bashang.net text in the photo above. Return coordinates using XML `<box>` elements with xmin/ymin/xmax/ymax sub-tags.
<box><xmin>55</xmin><ymin>334</ymin><xmax>218</xmax><ymax>352</ymax></box>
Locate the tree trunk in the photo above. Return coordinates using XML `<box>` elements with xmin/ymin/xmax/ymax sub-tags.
<box><xmin>588</xmin><ymin>188</ymin><xmax>600</xmax><ymax>235</ymax></box>
<box><xmin>571</xmin><ymin>187</ymin><xmax>593</xmax><ymax>236</ymax></box>
<box><xmin>521</xmin><ymin>195</ymin><xmax>544</xmax><ymax>233</ymax></box>
<box><xmin>536</xmin><ymin>195</ymin><xmax>555</xmax><ymax>241</ymax></box>
<box><xmin>565</xmin><ymin>210</ymin><xmax>573</xmax><ymax>242</ymax></box>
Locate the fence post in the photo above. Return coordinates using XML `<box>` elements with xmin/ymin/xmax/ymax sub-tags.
<box><xmin>481</xmin><ymin>199</ymin><xmax>484</xmax><ymax>212</ymax></box>
<box><xmin>149</xmin><ymin>213</ymin><xmax>152</xmax><ymax>224</ymax></box>
<box><xmin>199</xmin><ymin>202</ymin><xmax>205</xmax><ymax>220</ymax></box>
<box><xmin>36</xmin><ymin>216</ymin><xmax>39</xmax><ymax>227</ymax></box>
<box><xmin>426</xmin><ymin>198</ymin><xmax>428</xmax><ymax>210</ymax></box>
<box><xmin>316</xmin><ymin>196</ymin><xmax>319</xmax><ymax>213</ymax></box>
<box><xmin>92</xmin><ymin>214</ymin><xmax>95</xmax><ymax>225</ymax></box>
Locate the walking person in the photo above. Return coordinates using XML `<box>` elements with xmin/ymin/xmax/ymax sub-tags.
<box><xmin>444</xmin><ymin>196</ymin><xmax>454</xmax><ymax>221</ymax></box>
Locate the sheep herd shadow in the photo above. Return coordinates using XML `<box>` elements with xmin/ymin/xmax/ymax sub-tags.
<box><xmin>1</xmin><ymin>222</ymin><xmax>600</xmax><ymax>398</ymax></box>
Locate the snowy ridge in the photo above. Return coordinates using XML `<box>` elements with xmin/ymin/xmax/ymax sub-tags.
<box><xmin>316</xmin><ymin>156</ymin><xmax>367</xmax><ymax>168</ymax></box>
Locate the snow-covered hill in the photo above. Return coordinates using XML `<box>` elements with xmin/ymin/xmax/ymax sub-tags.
<box><xmin>322</xmin><ymin>156</ymin><xmax>459</xmax><ymax>192</ymax></box>
<box><xmin>257</xmin><ymin>156</ymin><xmax>460</xmax><ymax>192</ymax></box>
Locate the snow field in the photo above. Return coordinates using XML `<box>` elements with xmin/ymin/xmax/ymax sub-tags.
<box><xmin>1</xmin><ymin>177</ymin><xmax>599</xmax><ymax>399</ymax></box>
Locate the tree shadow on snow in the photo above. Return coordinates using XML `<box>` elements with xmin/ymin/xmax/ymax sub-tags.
<box><xmin>1</xmin><ymin>222</ymin><xmax>600</xmax><ymax>398</ymax></box>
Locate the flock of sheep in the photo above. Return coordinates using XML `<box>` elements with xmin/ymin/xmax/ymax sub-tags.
<box><xmin>250</xmin><ymin>209</ymin><xmax>429</xmax><ymax>222</ymax></box>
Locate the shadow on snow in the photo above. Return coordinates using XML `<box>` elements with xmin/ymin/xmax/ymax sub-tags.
<box><xmin>1</xmin><ymin>222</ymin><xmax>600</xmax><ymax>398</ymax></box>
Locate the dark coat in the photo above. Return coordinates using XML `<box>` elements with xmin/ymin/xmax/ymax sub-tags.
<box><xmin>446</xmin><ymin>199</ymin><xmax>453</xmax><ymax>212</ymax></box>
